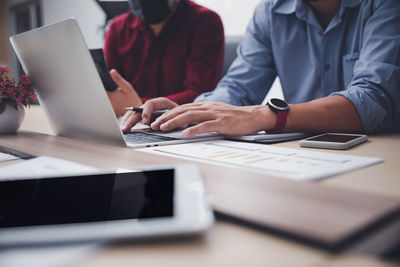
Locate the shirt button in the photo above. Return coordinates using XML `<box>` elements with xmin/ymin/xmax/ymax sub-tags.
<box><xmin>324</xmin><ymin>64</ymin><xmax>331</xmax><ymax>71</ymax></box>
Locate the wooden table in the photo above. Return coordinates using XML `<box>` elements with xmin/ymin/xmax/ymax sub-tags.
<box><xmin>1</xmin><ymin>106</ymin><xmax>398</xmax><ymax>267</ymax></box>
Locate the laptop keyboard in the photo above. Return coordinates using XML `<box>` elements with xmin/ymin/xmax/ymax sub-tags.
<box><xmin>124</xmin><ymin>132</ymin><xmax>177</xmax><ymax>144</ymax></box>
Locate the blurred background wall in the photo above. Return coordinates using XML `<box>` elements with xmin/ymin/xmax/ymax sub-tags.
<box><xmin>0</xmin><ymin>0</ymin><xmax>11</xmax><ymax>68</ymax></box>
<box><xmin>1</xmin><ymin>0</ymin><xmax>260</xmax><ymax>76</ymax></box>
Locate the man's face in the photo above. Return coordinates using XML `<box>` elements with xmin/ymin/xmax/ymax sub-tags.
<box><xmin>128</xmin><ymin>0</ymin><xmax>178</xmax><ymax>25</ymax></box>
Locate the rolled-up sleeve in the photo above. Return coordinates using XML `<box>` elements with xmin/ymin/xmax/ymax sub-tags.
<box><xmin>333</xmin><ymin>0</ymin><xmax>400</xmax><ymax>133</ymax></box>
<box><xmin>195</xmin><ymin>0</ymin><xmax>277</xmax><ymax>105</ymax></box>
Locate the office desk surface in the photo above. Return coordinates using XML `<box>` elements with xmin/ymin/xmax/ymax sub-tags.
<box><xmin>18</xmin><ymin>106</ymin><xmax>400</xmax><ymax>199</ymax></box>
<box><xmin>0</xmin><ymin>105</ymin><xmax>398</xmax><ymax>267</ymax></box>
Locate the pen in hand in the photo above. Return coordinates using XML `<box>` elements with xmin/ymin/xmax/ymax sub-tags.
<box><xmin>125</xmin><ymin>107</ymin><xmax>169</xmax><ymax>115</ymax></box>
<box><xmin>125</xmin><ymin>107</ymin><xmax>169</xmax><ymax>122</ymax></box>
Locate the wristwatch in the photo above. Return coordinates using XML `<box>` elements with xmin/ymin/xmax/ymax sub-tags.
<box><xmin>267</xmin><ymin>98</ymin><xmax>290</xmax><ymax>133</ymax></box>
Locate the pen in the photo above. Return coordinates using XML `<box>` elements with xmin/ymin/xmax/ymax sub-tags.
<box><xmin>125</xmin><ymin>107</ymin><xmax>169</xmax><ymax>115</ymax></box>
<box><xmin>0</xmin><ymin>145</ymin><xmax>36</xmax><ymax>160</ymax></box>
<box><xmin>125</xmin><ymin>107</ymin><xmax>145</xmax><ymax>113</ymax></box>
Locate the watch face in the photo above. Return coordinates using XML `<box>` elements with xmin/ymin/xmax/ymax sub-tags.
<box><xmin>268</xmin><ymin>98</ymin><xmax>289</xmax><ymax>112</ymax></box>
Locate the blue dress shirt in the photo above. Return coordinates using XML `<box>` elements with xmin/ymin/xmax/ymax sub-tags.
<box><xmin>195</xmin><ymin>0</ymin><xmax>400</xmax><ymax>133</ymax></box>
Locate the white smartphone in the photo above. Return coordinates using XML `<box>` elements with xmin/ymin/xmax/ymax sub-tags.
<box><xmin>298</xmin><ymin>133</ymin><xmax>368</xmax><ymax>150</ymax></box>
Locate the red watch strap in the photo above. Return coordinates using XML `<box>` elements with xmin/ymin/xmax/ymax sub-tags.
<box><xmin>270</xmin><ymin>111</ymin><xmax>288</xmax><ymax>133</ymax></box>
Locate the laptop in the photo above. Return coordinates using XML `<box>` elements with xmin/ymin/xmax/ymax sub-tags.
<box><xmin>10</xmin><ymin>18</ymin><xmax>221</xmax><ymax>148</ymax></box>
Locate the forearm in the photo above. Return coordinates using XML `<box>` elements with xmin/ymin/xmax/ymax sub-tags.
<box><xmin>150</xmin><ymin>96</ymin><xmax>363</xmax><ymax>137</ymax></box>
<box><xmin>285</xmin><ymin>95</ymin><xmax>363</xmax><ymax>133</ymax></box>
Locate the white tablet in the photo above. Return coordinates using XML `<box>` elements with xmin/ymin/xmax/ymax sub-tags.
<box><xmin>0</xmin><ymin>164</ymin><xmax>214</xmax><ymax>245</ymax></box>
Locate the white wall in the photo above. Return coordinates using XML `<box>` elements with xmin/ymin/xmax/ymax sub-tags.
<box><xmin>40</xmin><ymin>0</ymin><xmax>261</xmax><ymax>46</ymax></box>
<box><xmin>8</xmin><ymin>0</ymin><xmax>259</xmax><ymax>49</ymax></box>
<box><xmin>194</xmin><ymin>0</ymin><xmax>260</xmax><ymax>36</ymax></box>
<box><xmin>42</xmin><ymin>0</ymin><xmax>106</xmax><ymax>49</ymax></box>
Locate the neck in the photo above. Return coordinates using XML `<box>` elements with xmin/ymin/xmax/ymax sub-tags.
<box><xmin>149</xmin><ymin>20</ymin><xmax>167</xmax><ymax>36</ymax></box>
<box><xmin>308</xmin><ymin>0</ymin><xmax>341</xmax><ymax>30</ymax></box>
<box><xmin>148</xmin><ymin>0</ymin><xmax>179</xmax><ymax>36</ymax></box>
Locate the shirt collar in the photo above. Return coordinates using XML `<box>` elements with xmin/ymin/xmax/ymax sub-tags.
<box><xmin>339</xmin><ymin>0</ymin><xmax>362</xmax><ymax>17</ymax></box>
<box><xmin>272</xmin><ymin>0</ymin><xmax>302</xmax><ymax>15</ymax></box>
<box><xmin>163</xmin><ymin>0</ymin><xmax>187</xmax><ymax>30</ymax></box>
<box><xmin>272</xmin><ymin>0</ymin><xmax>362</xmax><ymax>16</ymax></box>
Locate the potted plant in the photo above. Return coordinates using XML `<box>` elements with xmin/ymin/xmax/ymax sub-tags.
<box><xmin>0</xmin><ymin>66</ymin><xmax>36</xmax><ymax>134</ymax></box>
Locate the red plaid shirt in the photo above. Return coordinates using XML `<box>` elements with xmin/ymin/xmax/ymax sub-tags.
<box><xmin>104</xmin><ymin>0</ymin><xmax>224</xmax><ymax>104</ymax></box>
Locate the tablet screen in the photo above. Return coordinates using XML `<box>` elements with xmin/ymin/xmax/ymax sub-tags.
<box><xmin>0</xmin><ymin>170</ymin><xmax>174</xmax><ymax>228</ymax></box>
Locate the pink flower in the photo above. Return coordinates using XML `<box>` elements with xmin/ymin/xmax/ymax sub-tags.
<box><xmin>19</xmin><ymin>75</ymin><xmax>31</xmax><ymax>86</ymax></box>
<box><xmin>16</xmin><ymin>95</ymin><xmax>24</xmax><ymax>105</ymax></box>
<box><xmin>0</xmin><ymin>66</ymin><xmax>36</xmax><ymax>107</ymax></box>
<box><xmin>0</xmin><ymin>66</ymin><xmax>10</xmax><ymax>73</ymax></box>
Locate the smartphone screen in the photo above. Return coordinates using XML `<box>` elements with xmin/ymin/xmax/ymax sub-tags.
<box><xmin>90</xmin><ymin>49</ymin><xmax>118</xmax><ymax>92</ymax></box>
<box><xmin>306</xmin><ymin>134</ymin><xmax>362</xmax><ymax>143</ymax></box>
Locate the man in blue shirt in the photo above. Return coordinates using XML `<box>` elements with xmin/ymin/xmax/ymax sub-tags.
<box><xmin>120</xmin><ymin>0</ymin><xmax>400</xmax><ymax>137</ymax></box>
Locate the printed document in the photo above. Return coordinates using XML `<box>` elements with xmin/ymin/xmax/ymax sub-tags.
<box><xmin>0</xmin><ymin>156</ymin><xmax>97</xmax><ymax>181</ymax></box>
<box><xmin>139</xmin><ymin>140</ymin><xmax>383</xmax><ymax>181</ymax></box>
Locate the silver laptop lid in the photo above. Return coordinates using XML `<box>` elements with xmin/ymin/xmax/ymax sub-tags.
<box><xmin>10</xmin><ymin>18</ymin><xmax>127</xmax><ymax>147</ymax></box>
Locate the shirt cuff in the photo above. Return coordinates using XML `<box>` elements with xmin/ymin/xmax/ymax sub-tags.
<box><xmin>194</xmin><ymin>88</ymin><xmax>243</xmax><ymax>105</ymax></box>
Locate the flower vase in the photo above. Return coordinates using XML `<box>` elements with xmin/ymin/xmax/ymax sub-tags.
<box><xmin>0</xmin><ymin>102</ymin><xmax>25</xmax><ymax>134</ymax></box>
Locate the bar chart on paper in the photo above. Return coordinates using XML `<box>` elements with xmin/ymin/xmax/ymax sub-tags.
<box><xmin>140</xmin><ymin>140</ymin><xmax>383</xmax><ymax>181</ymax></box>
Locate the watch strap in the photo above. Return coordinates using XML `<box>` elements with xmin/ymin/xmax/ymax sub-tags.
<box><xmin>266</xmin><ymin>98</ymin><xmax>290</xmax><ymax>133</ymax></box>
<box><xmin>268</xmin><ymin>110</ymin><xmax>289</xmax><ymax>133</ymax></box>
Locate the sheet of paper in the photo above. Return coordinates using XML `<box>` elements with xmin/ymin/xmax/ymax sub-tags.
<box><xmin>0</xmin><ymin>156</ymin><xmax>98</xmax><ymax>181</ymax></box>
<box><xmin>0</xmin><ymin>152</ymin><xmax>19</xmax><ymax>163</ymax></box>
<box><xmin>139</xmin><ymin>140</ymin><xmax>383</xmax><ymax>181</ymax></box>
